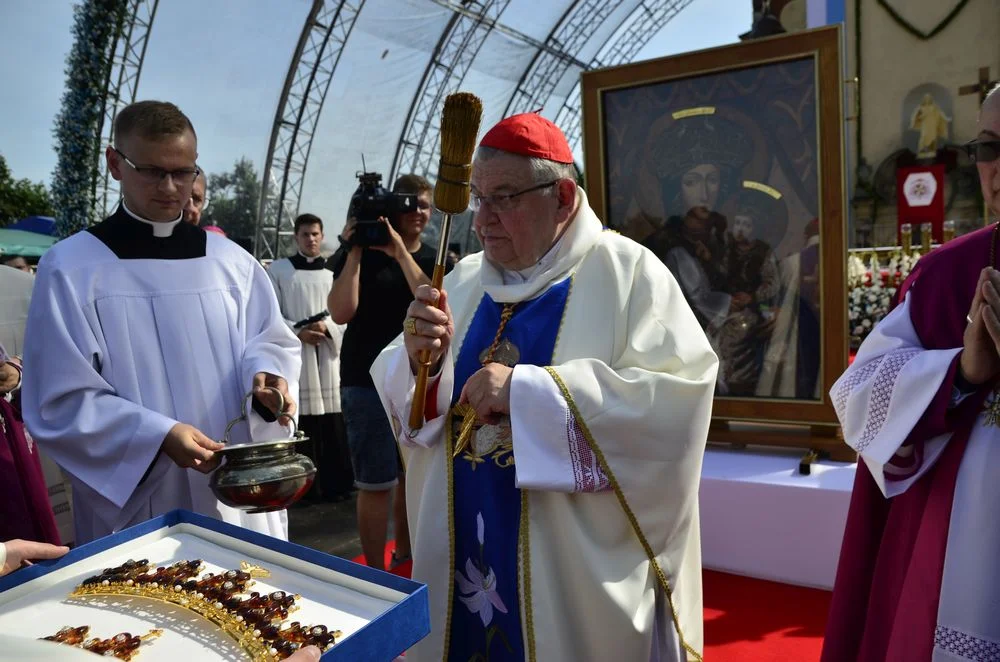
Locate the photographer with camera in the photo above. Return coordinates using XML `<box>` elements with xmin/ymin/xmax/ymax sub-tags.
<box><xmin>266</xmin><ymin>213</ymin><xmax>354</xmax><ymax>504</ymax></box>
<box><xmin>328</xmin><ymin>173</ymin><xmax>447</xmax><ymax>571</ymax></box>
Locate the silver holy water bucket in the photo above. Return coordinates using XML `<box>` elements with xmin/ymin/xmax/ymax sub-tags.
<box><xmin>209</xmin><ymin>388</ymin><xmax>316</xmax><ymax>513</ymax></box>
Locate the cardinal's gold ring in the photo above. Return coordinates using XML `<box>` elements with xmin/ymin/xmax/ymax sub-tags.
<box><xmin>403</xmin><ymin>317</ymin><xmax>418</xmax><ymax>336</ymax></box>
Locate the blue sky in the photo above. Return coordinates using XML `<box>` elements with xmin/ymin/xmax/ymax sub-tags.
<box><xmin>0</xmin><ymin>0</ymin><xmax>751</xmax><ymax>225</ymax></box>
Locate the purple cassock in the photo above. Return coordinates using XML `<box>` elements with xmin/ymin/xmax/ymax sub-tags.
<box><xmin>0</xmin><ymin>353</ymin><xmax>60</xmax><ymax>546</ymax></box>
<box><xmin>822</xmin><ymin>224</ymin><xmax>996</xmax><ymax>661</ymax></box>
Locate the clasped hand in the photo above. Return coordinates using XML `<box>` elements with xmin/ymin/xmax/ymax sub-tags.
<box><xmin>0</xmin><ymin>362</ymin><xmax>19</xmax><ymax>396</ymax></box>
<box><xmin>459</xmin><ymin>363</ymin><xmax>514</xmax><ymax>425</ymax></box>
<box><xmin>961</xmin><ymin>267</ymin><xmax>1000</xmax><ymax>384</ymax></box>
<box><xmin>161</xmin><ymin>372</ymin><xmax>296</xmax><ymax>473</ymax></box>
<box><xmin>298</xmin><ymin>321</ymin><xmax>327</xmax><ymax>346</ymax></box>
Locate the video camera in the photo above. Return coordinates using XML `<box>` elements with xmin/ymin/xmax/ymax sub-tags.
<box><xmin>347</xmin><ymin>171</ymin><xmax>421</xmax><ymax>247</ymax></box>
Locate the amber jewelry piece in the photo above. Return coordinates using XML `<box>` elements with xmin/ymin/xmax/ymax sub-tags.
<box><xmin>279</xmin><ymin>621</ymin><xmax>343</xmax><ymax>649</ymax></box>
<box><xmin>43</xmin><ymin>625</ymin><xmax>90</xmax><ymax>645</ymax></box>
<box><xmin>71</xmin><ymin>559</ymin><xmax>339</xmax><ymax>661</ymax></box>
<box><xmin>42</xmin><ymin>626</ymin><xmax>162</xmax><ymax>661</ymax></box>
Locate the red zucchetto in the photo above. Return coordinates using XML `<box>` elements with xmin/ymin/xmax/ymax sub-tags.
<box><xmin>479</xmin><ymin>112</ymin><xmax>574</xmax><ymax>164</ymax></box>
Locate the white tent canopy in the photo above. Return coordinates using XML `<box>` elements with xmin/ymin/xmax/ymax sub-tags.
<box><xmin>1</xmin><ymin>0</ymin><xmax>751</xmax><ymax>251</ymax></box>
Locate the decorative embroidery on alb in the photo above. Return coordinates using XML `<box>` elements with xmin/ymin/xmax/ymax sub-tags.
<box><xmin>855</xmin><ymin>348</ymin><xmax>921</xmax><ymax>453</ymax></box>
<box><xmin>935</xmin><ymin>625</ymin><xmax>1000</xmax><ymax>661</ymax></box>
<box><xmin>833</xmin><ymin>356</ymin><xmax>884</xmax><ymax>420</ymax></box>
<box><xmin>566</xmin><ymin>410</ymin><xmax>609</xmax><ymax>492</ymax></box>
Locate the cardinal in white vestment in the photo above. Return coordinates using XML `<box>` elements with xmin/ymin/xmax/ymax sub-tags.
<box><xmin>371</xmin><ymin>113</ymin><xmax>718</xmax><ymax>662</ymax></box>
<box><xmin>21</xmin><ymin>101</ymin><xmax>301</xmax><ymax>544</ymax></box>
<box><xmin>824</xmin><ymin>85</ymin><xmax>1000</xmax><ymax>661</ymax></box>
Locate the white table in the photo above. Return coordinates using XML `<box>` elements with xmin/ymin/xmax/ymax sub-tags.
<box><xmin>699</xmin><ymin>445</ymin><xmax>856</xmax><ymax>590</ymax></box>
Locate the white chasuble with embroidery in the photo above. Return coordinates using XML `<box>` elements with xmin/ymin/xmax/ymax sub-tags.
<box><xmin>372</xmin><ymin>191</ymin><xmax>718</xmax><ymax>662</ymax></box>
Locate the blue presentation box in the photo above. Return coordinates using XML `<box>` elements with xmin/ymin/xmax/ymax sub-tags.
<box><xmin>0</xmin><ymin>509</ymin><xmax>429</xmax><ymax>661</ymax></box>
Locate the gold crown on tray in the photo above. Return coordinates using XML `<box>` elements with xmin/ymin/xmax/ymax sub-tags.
<box><xmin>71</xmin><ymin>559</ymin><xmax>341</xmax><ymax>661</ymax></box>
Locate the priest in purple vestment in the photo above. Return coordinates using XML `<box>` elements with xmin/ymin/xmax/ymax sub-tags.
<box><xmin>0</xmin><ymin>343</ymin><xmax>61</xmax><ymax>546</ymax></box>
<box><xmin>824</xmin><ymin>84</ymin><xmax>1000</xmax><ymax>661</ymax></box>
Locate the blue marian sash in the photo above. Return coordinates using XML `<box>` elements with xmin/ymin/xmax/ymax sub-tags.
<box><xmin>447</xmin><ymin>278</ymin><xmax>571</xmax><ymax>662</ymax></box>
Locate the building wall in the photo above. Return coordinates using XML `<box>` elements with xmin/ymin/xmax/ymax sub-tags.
<box><xmin>832</xmin><ymin>0</ymin><xmax>999</xmax><ymax>243</ymax></box>
<box><xmin>846</xmin><ymin>0</ymin><xmax>999</xmax><ymax>173</ymax></box>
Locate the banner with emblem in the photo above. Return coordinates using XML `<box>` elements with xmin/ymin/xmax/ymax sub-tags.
<box><xmin>896</xmin><ymin>164</ymin><xmax>945</xmax><ymax>244</ymax></box>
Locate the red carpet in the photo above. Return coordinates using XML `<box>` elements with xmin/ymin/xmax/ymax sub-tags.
<box><xmin>704</xmin><ymin>570</ymin><xmax>830</xmax><ymax>661</ymax></box>
<box><xmin>353</xmin><ymin>546</ymin><xmax>830</xmax><ymax>660</ymax></box>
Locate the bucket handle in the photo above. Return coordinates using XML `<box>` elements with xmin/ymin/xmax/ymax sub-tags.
<box><xmin>222</xmin><ymin>387</ymin><xmax>297</xmax><ymax>444</ymax></box>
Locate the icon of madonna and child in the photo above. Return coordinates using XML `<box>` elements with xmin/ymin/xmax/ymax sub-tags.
<box><xmin>621</xmin><ymin>107</ymin><xmax>821</xmax><ymax>400</ymax></box>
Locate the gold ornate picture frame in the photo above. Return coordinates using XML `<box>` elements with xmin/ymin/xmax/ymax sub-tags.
<box><xmin>581</xmin><ymin>26</ymin><xmax>849</xmax><ymax>457</ymax></box>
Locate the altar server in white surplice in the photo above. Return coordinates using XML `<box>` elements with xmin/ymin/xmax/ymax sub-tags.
<box><xmin>372</xmin><ymin>113</ymin><xmax>718</xmax><ymax>662</ymax></box>
<box><xmin>267</xmin><ymin>213</ymin><xmax>354</xmax><ymax>502</ymax></box>
<box><xmin>21</xmin><ymin>101</ymin><xmax>301</xmax><ymax>544</ymax></box>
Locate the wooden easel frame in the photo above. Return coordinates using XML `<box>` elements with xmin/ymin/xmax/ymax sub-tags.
<box><xmin>581</xmin><ymin>26</ymin><xmax>850</xmax><ymax>458</ymax></box>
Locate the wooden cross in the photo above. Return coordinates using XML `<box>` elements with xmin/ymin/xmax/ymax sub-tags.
<box><xmin>959</xmin><ymin>66</ymin><xmax>999</xmax><ymax>106</ymax></box>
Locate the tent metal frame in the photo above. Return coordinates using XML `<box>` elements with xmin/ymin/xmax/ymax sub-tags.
<box><xmin>93</xmin><ymin>0</ymin><xmax>159</xmax><ymax>220</ymax></box>
<box><xmin>255</xmin><ymin>0</ymin><xmax>365</xmax><ymax>260</ymax></box>
<box><xmin>503</xmin><ymin>0</ymin><xmax>616</xmax><ymax>119</ymax></box>
<box><xmin>556</xmin><ymin>0</ymin><xmax>697</xmax><ymax>153</ymax></box>
<box><xmin>252</xmin><ymin>0</ymin><xmax>695</xmax><ymax>258</ymax></box>
<box><xmin>390</xmin><ymin>0</ymin><xmax>511</xmax><ymax>184</ymax></box>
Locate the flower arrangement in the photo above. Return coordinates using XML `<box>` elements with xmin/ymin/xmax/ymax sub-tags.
<box><xmin>847</xmin><ymin>250</ymin><xmax>921</xmax><ymax>346</ymax></box>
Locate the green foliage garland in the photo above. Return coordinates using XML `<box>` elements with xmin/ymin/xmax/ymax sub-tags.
<box><xmin>51</xmin><ymin>0</ymin><xmax>128</xmax><ymax>238</ymax></box>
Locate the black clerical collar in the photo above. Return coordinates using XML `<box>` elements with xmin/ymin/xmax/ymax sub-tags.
<box><xmin>87</xmin><ymin>204</ymin><xmax>207</xmax><ymax>260</ymax></box>
<box><xmin>290</xmin><ymin>252</ymin><xmax>326</xmax><ymax>270</ymax></box>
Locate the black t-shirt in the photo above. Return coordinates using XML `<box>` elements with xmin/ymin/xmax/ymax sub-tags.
<box><xmin>329</xmin><ymin>244</ymin><xmax>443</xmax><ymax>388</ymax></box>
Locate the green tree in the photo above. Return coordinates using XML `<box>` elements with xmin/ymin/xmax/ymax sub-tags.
<box><xmin>0</xmin><ymin>154</ymin><xmax>55</xmax><ymax>227</ymax></box>
<box><xmin>202</xmin><ymin>157</ymin><xmax>261</xmax><ymax>250</ymax></box>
